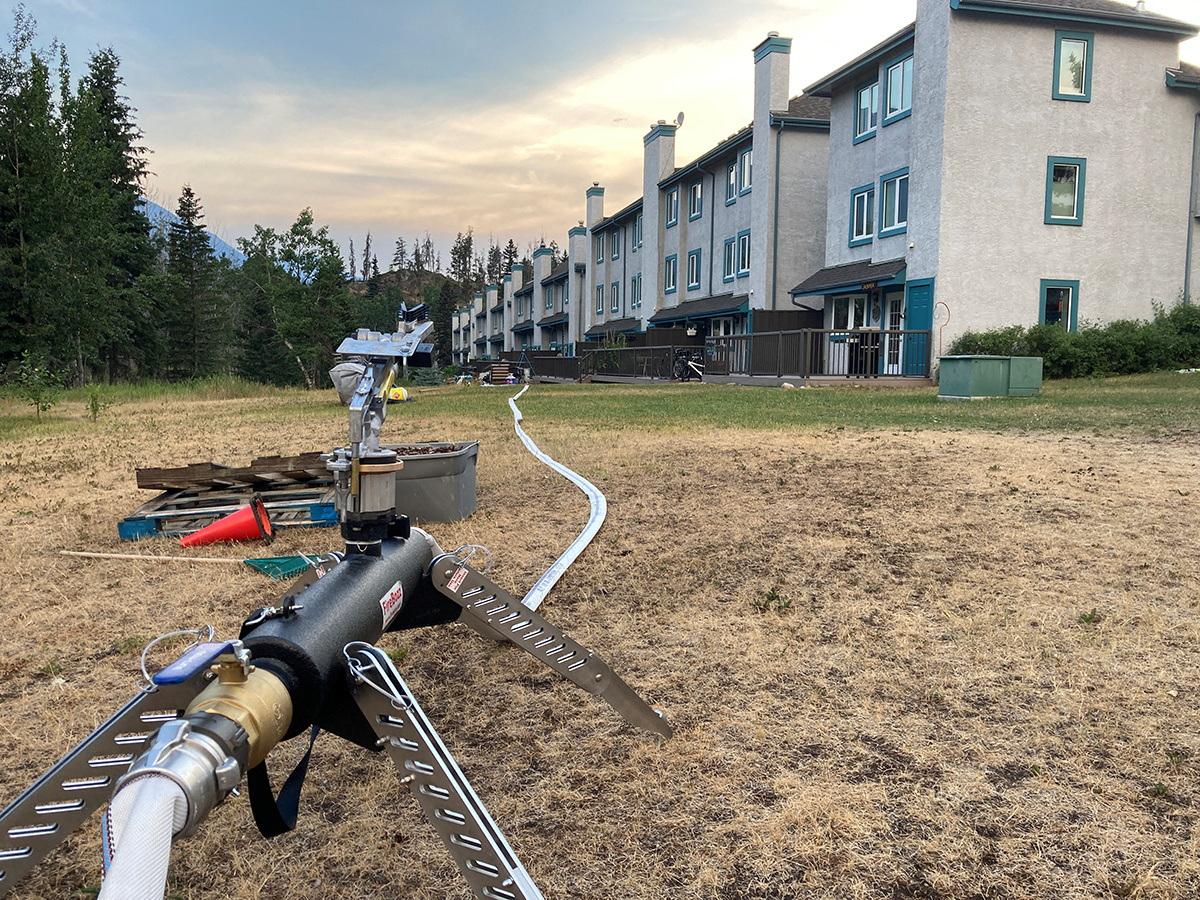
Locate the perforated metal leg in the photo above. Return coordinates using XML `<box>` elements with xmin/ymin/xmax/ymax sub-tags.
<box><xmin>0</xmin><ymin>674</ymin><xmax>210</xmax><ymax>896</ymax></box>
<box><xmin>428</xmin><ymin>556</ymin><xmax>672</xmax><ymax>738</ymax></box>
<box><xmin>345</xmin><ymin>643</ymin><xmax>542</xmax><ymax>900</ymax></box>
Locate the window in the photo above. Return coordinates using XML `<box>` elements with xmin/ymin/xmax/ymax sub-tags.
<box><xmin>850</xmin><ymin>184</ymin><xmax>875</xmax><ymax>246</ymax></box>
<box><xmin>666</xmin><ymin>188</ymin><xmax>679</xmax><ymax>227</ymax></box>
<box><xmin>563</xmin><ymin>278</ymin><xmax>568</xmax><ymax>306</ymax></box>
<box><xmin>725</xmin><ymin>163</ymin><xmax>737</xmax><ymax>204</ymax></box>
<box><xmin>632</xmin><ymin>213</ymin><xmax>643</xmax><ymax>249</ymax></box>
<box><xmin>595</xmin><ymin>284</ymin><xmax>604</xmax><ymax>315</ymax></box>
<box><xmin>1040</xmin><ymin>279</ymin><xmax>1079</xmax><ymax>331</ymax></box>
<box><xmin>884</xmin><ymin>55</ymin><xmax>913</xmax><ymax>124</ymax></box>
<box><xmin>611</xmin><ymin>281</ymin><xmax>619</xmax><ymax>313</ymax></box>
<box><xmin>688</xmin><ymin>182</ymin><xmax>703</xmax><ymax>220</ymax></box>
<box><xmin>631</xmin><ymin>273</ymin><xmax>642</xmax><ymax>309</ymax></box>
<box><xmin>612</xmin><ymin>228</ymin><xmax>621</xmax><ymax>260</ymax></box>
<box><xmin>545</xmin><ymin>285</ymin><xmax>553</xmax><ymax>310</ymax></box>
<box><xmin>595</xmin><ymin>235</ymin><xmax>604</xmax><ymax>263</ymax></box>
<box><xmin>833</xmin><ymin>295</ymin><xmax>867</xmax><ymax>331</ymax></box>
<box><xmin>738</xmin><ymin>148</ymin><xmax>752</xmax><ymax>194</ymax></box>
<box><xmin>879</xmin><ymin>168</ymin><xmax>909</xmax><ymax>236</ymax></box>
<box><xmin>1044</xmin><ymin>156</ymin><xmax>1086</xmax><ymax>226</ymax></box>
<box><xmin>686</xmin><ymin>248</ymin><xmax>702</xmax><ymax>290</ymax></box>
<box><xmin>723</xmin><ymin>238</ymin><xmax>736</xmax><ymax>283</ymax></box>
<box><xmin>736</xmin><ymin>230</ymin><xmax>750</xmax><ymax>277</ymax></box>
<box><xmin>855</xmin><ymin>81</ymin><xmax>879</xmax><ymax>142</ymax></box>
<box><xmin>664</xmin><ymin>254</ymin><xmax>678</xmax><ymax>294</ymax></box>
<box><xmin>1053</xmin><ymin>30</ymin><xmax>1093</xmax><ymax>102</ymax></box>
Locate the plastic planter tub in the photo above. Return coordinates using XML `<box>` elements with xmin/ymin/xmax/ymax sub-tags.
<box><xmin>385</xmin><ymin>441</ymin><xmax>479</xmax><ymax>523</ymax></box>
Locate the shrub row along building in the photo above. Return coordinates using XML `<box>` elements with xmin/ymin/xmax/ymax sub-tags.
<box><xmin>452</xmin><ymin>0</ymin><xmax>1200</xmax><ymax>379</ymax></box>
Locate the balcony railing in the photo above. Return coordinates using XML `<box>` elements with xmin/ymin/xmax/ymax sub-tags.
<box><xmin>529</xmin><ymin>355</ymin><xmax>582</xmax><ymax>380</ymax></box>
<box><xmin>706</xmin><ymin>329</ymin><xmax>931</xmax><ymax>379</ymax></box>
<box><xmin>581</xmin><ymin>346</ymin><xmax>677</xmax><ymax>379</ymax></box>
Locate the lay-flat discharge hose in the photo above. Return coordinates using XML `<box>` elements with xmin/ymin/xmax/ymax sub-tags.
<box><xmin>99</xmin><ymin>775</ymin><xmax>187</xmax><ymax>900</ymax></box>
<box><xmin>508</xmin><ymin>386</ymin><xmax>607</xmax><ymax>610</ymax></box>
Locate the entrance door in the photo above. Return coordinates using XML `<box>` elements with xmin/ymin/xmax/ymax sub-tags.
<box><xmin>828</xmin><ymin>294</ymin><xmax>867</xmax><ymax>375</ymax></box>
<box><xmin>882</xmin><ymin>292</ymin><xmax>904</xmax><ymax>375</ymax></box>
<box><xmin>903</xmin><ymin>279</ymin><xmax>934</xmax><ymax>376</ymax></box>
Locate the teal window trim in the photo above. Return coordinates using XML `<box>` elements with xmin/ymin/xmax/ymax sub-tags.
<box><xmin>849</xmin><ymin>182</ymin><xmax>875</xmax><ymax>247</ymax></box>
<box><xmin>666</xmin><ymin>188</ymin><xmax>679</xmax><ymax>228</ymax></box>
<box><xmin>595</xmin><ymin>283</ymin><xmax>604</xmax><ymax>315</ymax></box>
<box><xmin>1044</xmin><ymin>155</ymin><xmax>1086</xmax><ymax>226</ymax></box>
<box><xmin>594</xmin><ymin>235</ymin><xmax>604</xmax><ymax>263</ymax></box>
<box><xmin>686</xmin><ymin>248</ymin><xmax>702</xmax><ymax>290</ymax></box>
<box><xmin>853</xmin><ymin>79</ymin><xmax>879</xmax><ymax>145</ymax></box>
<box><xmin>722</xmin><ymin>237</ymin><xmax>736</xmax><ymax>283</ymax></box>
<box><xmin>881</xmin><ymin>52</ymin><xmax>914</xmax><ymax>126</ymax></box>
<box><xmin>1039</xmin><ymin>278</ymin><xmax>1080</xmax><ymax>331</ymax></box>
<box><xmin>611</xmin><ymin>228</ymin><xmax>620</xmax><ymax>260</ymax></box>
<box><xmin>736</xmin><ymin>228</ymin><xmax>751</xmax><ymax>278</ymax></box>
<box><xmin>878</xmin><ymin>166</ymin><xmax>910</xmax><ymax>238</ymax></box>
<box><xmin>1052</xmin><ymin>30</ymin><xmax>1093</xmax><ymax>102</ymax></box>
<box><xmin>725</xmin><ymin>163</ymin><xmax>738</xmax><ymax>205</ymax></box>
<box><xmin>610</xmin><ymin>280</ymin><xmax>619</xmax><ymax>313</ymax></box>
<box><xmin>664</xmin><ymin>254</ymin><xmax>679</xmax><ymax>294</ymax></box>
<box><xmin>738</xmin><ymin>148</ymin><xmax>753</xmax><ymax>196</ymax></box>
<box><xmin>688</xmin><ymin>181</ymin><xmax>703</xmax><ymax>221</ymax></box>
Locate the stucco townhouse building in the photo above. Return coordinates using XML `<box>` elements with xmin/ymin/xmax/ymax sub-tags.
<box><xmin>789</xmin><ymin>0</ymin><xmax>1200</xmax><ymax>370</ymax></box>
<box><xmin>580</xmin><ymin>32</ymin><xmax>832</xmax><ymax>344</ymax></box>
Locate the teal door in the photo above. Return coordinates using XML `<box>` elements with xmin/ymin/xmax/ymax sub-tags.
<box><xmin>903</xmin><ymin>279</ymin><xmax>934</xmax><ymax>376</ymax></box>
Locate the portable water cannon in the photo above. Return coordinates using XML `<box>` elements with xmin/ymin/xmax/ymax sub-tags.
<box><xmin>0</xmin><ymin>321</ymin><xmax>671</xmax><ymax>900</ymax></box>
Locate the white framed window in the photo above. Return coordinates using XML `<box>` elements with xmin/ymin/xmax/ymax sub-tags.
<box><xmin>1054</xmin><ymin>31</ymin><xmax>1093</xmax><ymax>101</ymax></box>
<box><xmin>688</xmin><ymin>182</ymin><xmax>703</xmax><ymax>219</ymax></box>
<box><xmin>612</xmin><ymin>228</ymin><xmax>620</xmax><ymax>260</ymax></box>
<box><xmin>723</xmin><ymin>238</ymin><xmax>736</xmax><ymax>282</ymax></box>
<box><xmin>1045</xmin><ymin>157</ymin><xmax>1086</xmax><ymax>226</ymax></box>
<box><xmin>632</xmin><ymin>213</ymin><xmax>643</xmax><ymax>248</ymax></box>
<box><xmin>686</xmin><ymin>249</ymin><xmax>702</xmax><ymax>290</ymax></box>
<box><xmin>736</xmin><ymin>231</ymin><xmax>750</xmax><ymax>276</ymax></box>
<box><xmin>631</xmin><ymin>273</ymin><xmax>642</xmax><ymax>309</ymax></box>
<box><xmin>885</xmin><ymin>56</ymin><xmax>913</xmax><ymax>122</ymax></box>
<box><xmin>664</xmin><ymin>255</ymin><xmax>678</xmax><ymax>293</ymax></box>
<box><xmin>595</xmin><ymin>235</ymin><xmax>604</xmax><ymax>263</ymax></box>
<box><xmin>738</xmin><ymin>148</ymin><xmax>752</xmax><ymax>193</ymax></box>
<box><xmin>851</xmin><ymin>186</ymin><xmax>875</xmax><ymax>244</ymax></box>
<box><xmin>545</xmin><ymin>285</ymin><xmax>553</xmax><ymax>310</ymax></box>
<box><xmin>595</xmin><ymin>284</ymin><xmax>604</xmax><ymax>315</ymax></box>
<box><xmin>855</xmin><ymin>82</ymin><xmax>879</xmax><ymax>140</ymax></box>
<box><xmin>666</xmin><ymin>188</ymin><xmax>679</xmax><ymax>227</ymax></box>
<box><xmin>610</xmin><ymin>281</ymin><xmax>619</xmax><ymax>313</ymax></box>
<box><xmin>880</xmin><ymin>170</ymin><xmax>909</xmax><ymax>235</ymax></box>
<box><xmin>725</xmin><ymin>163</ymin><xmax>737</xmax><ymax>203</ymax></box>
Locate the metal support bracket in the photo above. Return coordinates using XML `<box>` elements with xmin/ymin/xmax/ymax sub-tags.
<box><xmin>428</xmin><ymin>555</ymin><xmax>672</xmax><ymax>738</ymax></box>
<box><xmin>345</xmin><ymin>643</ymin><xmax>543</xmax><ymax>900</ymax></box>
<box><xmin>0</xmin><ymin>672</ymin><xmax>211</xmax><ymax>895</ymax></box>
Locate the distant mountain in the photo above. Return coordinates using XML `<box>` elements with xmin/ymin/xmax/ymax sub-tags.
<box><xmin>139</xmin><ymin>199</ymin><xmax>246</xmax><ymax>265</ymax></box>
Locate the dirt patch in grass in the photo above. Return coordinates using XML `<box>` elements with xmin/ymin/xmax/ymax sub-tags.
<box><xmin>0</xmin><ymin>390</ymin><xmax>1197</xmax><ymax>899</ymax></box>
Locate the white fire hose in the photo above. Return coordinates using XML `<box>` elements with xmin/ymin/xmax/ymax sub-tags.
<box><xmin>508</xmin><ymin>386</ymin><xmax>607</xmax><ymax>611</ymax></box>
<box><xmin>99</xmin><ymin>775</ymin><xmax>187</xmax><ymax>900</ymax></box>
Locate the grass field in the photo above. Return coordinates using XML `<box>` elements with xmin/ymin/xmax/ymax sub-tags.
<box><xmin>0</xmin><ymin>376</ymin><xmax>1198</xmax><ymax>898</ymax></box>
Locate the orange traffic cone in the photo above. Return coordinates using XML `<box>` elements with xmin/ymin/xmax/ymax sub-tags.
<box><xmin>180</xmin><ymin>496</ymin><xmax>274</xmax><ymax>547</ymax></box>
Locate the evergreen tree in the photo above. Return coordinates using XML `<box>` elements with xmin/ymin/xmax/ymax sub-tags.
<box><xmin>502</xmin><ymin>238</ymin><xmax>518</xmax><ymax>275</ymax></box>
<box><xmin>411</xmin><ymin>236</ymin><xmax>424</xmax><ymax>273</ymax></box>
<box><xmin>486</xmin><ymin>242</ymin><xmax>501</xmax><ymax>283</ymax></box>
<box><xmin>361</xmin><ymin>231</ymin><xmax>372</xmax><ymax>282</ymax></box>
<box><xmin>348</xmin><ymin>237</ymin><xmax>356</xmax><ymax>281</ymax></box>
<box><xmin>391</xmin><ymin>235</ymin><xmax>407</xmax><ymax>272</ymax></box>
<box><xmin>164</xmin><ymin>184</ymin><xmax>227</xmax><ymax>377</ymax></box>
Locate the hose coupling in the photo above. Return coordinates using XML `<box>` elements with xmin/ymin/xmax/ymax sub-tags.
<box><xmin>114</xmin><ymin>713</ymin><xmax>247</xmax><ymax>837</ymax></box>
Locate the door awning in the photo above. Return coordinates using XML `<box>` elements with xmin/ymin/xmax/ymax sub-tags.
<box><xmin>648</xmin><ymin>293</ymin><xmax>749</xmax><ymax>325</ymax></box>
<box><xmin>790</xmin><ymin>258</ymin><xmax>907</xmax><ymax>298</ymax></box>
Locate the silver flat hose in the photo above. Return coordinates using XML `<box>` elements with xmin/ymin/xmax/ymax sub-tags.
<box><xmin>508</xmin><ymin>386</ymin><xmax>607</xmax><ymax>611</ymax></box>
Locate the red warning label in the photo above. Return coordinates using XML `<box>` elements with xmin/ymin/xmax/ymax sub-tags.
<box><xmin>379</xmin><ymin>580</ymin><xmax>404</xmax><ymax>626</ymax></box>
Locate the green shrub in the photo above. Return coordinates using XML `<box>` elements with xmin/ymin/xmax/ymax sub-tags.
<box><xmin>946</xmin><ymin>299</ymin><xmax>1200</xmax><ymax>379</ymax></box>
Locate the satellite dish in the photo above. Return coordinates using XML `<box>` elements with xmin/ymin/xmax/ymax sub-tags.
<box><xmin>675</xmin><ymin>111</ymin><xmax>685</xmax><ymax>128</ymax></box>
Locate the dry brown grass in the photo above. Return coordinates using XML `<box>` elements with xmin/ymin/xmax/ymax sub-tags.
<box><xmin>1</xmin><ymin>387</ymin><xmax>1198</xmax><ymax>899</ymax></box>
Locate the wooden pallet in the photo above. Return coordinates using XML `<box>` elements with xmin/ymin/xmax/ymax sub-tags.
<box><xmin>136</xmin><ymin>453</ymin><xmax>329</xmax><ymax>491</ymax></box>
<box><xmin>120</xmin><ymin>483</ymin><xmax>337</xmax><ymax>541</ymax></box>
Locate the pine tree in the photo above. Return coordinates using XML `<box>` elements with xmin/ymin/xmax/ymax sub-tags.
<box><xmin>370</xmin><ymin>254</ymin><xmax>379</xmax><ymax>279</ymax></box>
<box><xmin>412</xmin><ymin>237</ymin><xmax>424</xmax><ymax>273</ymax></box>
<box><xmin>348</xmin><ymin>238</ymin><xmax>357</xmax><ymax>281</ymax></box>
<box><xmin>362</xmin><ymin>232</ymin><xmax>372</xmax><ymax>283</ymax></box>
<box><xmin>486</xmin><ymin>242</ymin><xmax>501</xmax><ymax>283</ymax></box>
<box><xmin>502</xmin><ymin>238</ymin><xmax>518</xmax><ymax>275</ymax></box>
<box><xmin>164</xmin><ymin>184</ymin><xmax>227</xmax><ymax>377</ymax></box>
<box><xmin>391</xmin><ymin>235</ymin><xmax>407</xmax><ymax>272</ymax></box>
<box><xmin>421</xmin><ymin>233</ymin><xmax>435</xmax><ymax>273</ymax></box>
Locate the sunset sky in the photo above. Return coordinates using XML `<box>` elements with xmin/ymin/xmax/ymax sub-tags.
<box><xmin>18</xmin><ymin>0</ymin><xmax>1200</xmax><ymax>261</ymax></box>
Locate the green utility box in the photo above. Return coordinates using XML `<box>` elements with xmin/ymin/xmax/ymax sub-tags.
<box><xmin>938</xmin><ymin>355</ymin><xmax>1043</xmax><ymax>400</ymax></box>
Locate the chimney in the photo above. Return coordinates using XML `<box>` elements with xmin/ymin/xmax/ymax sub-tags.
<box><xmin>750</xmin><ymin>31</ymin><xmax>792</xmax><ymax>309</ymax></box>
<box><xmin>643</xmin><ymin>120</ymin><xmax>677</xmax><ymax>183</ymax></box>
<box><xmin>567</xmin><ymin>223</ymin><xmax>588</xmax><ymax>346</ymax></box>
<box><xmin>586</xmin><ymin>184</ymin><xmax>605</xmax><ymax>227</ymax></box>
<box><xmin>1134</xmin><ymin>1</ymin><xmax>1146</xmax><ymax>12</ymax></box>
<box><xmin>641</xmin><ymin>120</ymin><xmax>677</xmax><ymax>313</ymax></box>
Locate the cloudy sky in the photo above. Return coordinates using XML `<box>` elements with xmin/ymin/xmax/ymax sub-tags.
<box><xmin>16</xmin><ymin>0</ymin><xmax>1200</xmax><ymax>261</ymax></box>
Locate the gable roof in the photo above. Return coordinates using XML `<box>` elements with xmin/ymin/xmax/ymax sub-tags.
<box><xmin>805</xmin><ymin>23</ymin><xmax>916</xmax><ymax>97</ymax></box>
<box><xmin>591</xmin><ymin>197</ymin><xmax>645</xmax><ymax>234</ymax></box>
